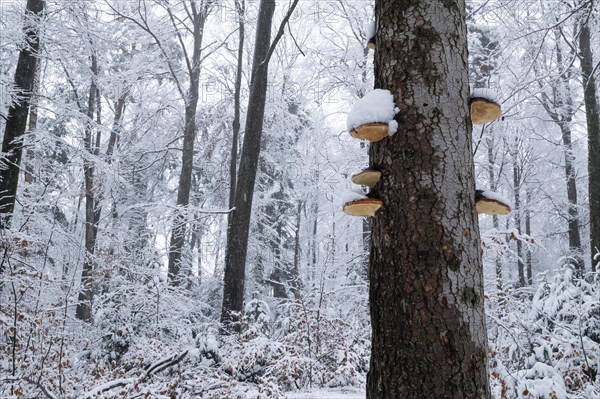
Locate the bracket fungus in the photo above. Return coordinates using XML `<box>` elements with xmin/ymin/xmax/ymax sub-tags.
<box><xmin>351</xmin><ymin>169</ymin><xmax>381</xmax><ymax>188</ymax></box>
<box><xmin>343</xmin><ymin>198</ymin><xmax>383</xmax><ymax>217</ymax></box>
<box><xmin>347</xmin><ymin>89</ymin><xmax>399</xmax><ymax>142</ymax></box>
<box><xmin>470</xmin><ymin>88</ymin><xmax>502</xmax><ymax>124</ymax></box>
<box><xmin>476</xmin><ymin>189</ymin><xmax>511</xmax><ymax>215</ymax></box>
<box><xmin>342</xmin><ymin>191</ymin><xmax>383</xmax><ymax>217</ymax></box>
<box><xmin>349</xmin><ymin>123</ymin><xmax>389</xmax><ymax>141</ymax></box>
<box><xmin>367</xmin><ymin>37</ymin><xmax>376</xmax><ymax>50</ymax></box>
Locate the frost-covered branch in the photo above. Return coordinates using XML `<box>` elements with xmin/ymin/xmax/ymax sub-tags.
<box><xmin>144</xmin><ymin>349</ymin><xmax>189</xmax><ymax>378</ymax></box>
<box><xmin>260</xmin><ymin>0</ymin><xmax>300</xmax><ymax>68</ymax></box>
<box><xmin>78</xmin><ymin>350</ymin><xmax>189</xmax><ymax>399</ymax></box>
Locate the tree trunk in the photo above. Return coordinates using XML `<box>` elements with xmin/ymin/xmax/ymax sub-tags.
<box><xmin>290</xmin><ymin>201</ymin><xmax>302</xmax><ymax>301</ymax></box>
<box><xmin>24</xmin><ymin>80</ymin><xmax>39</xmax><ymax>186</ymax></box>
<box><xmin>579</xmin><ymin>20</ymin><xmax>600</xmax><ymax>271</ymax></box>
<box><xmin>125</xmin><ymin>167</ymin><xmax>149</xmax><ymax>255</ymax></box>
<box><xmin>271</xmin><ymin>218</ymin><xmax>287</xmax><ymax>299</ymax></box>
<box><xmin>310</xmin><ymin>171</ymin><xmax>319</xmax><ymax>283</ymax></box>
<box><xmin>221</xmin><ymin>0</ymin><xmax>299</xmax><ymax>325</ymax></box>
<box><xmin>367</xmin><ymin>1</ymin><xmax>490</xmax><ymax>398</ymax></box>
<box><xmin>487</xmin><ymin>136</ymin><xmax>502</xmax><ymax>290</ymax></box>
<box><xmin>20</xmin><ymin>62</ymin><xmax>41</xmax><ymax>258</ymax></box>
<box><xmin>538</xmin><ymin>29</ymin><xmax>583</xmax><ymax>270</ymax></box>
<box><xmin>76</xmin><ymin>53</ymin><xmax>99</xmax><ymax>323</ymax></box>
<box><xmin>512</xmin><ymin>145</ymin><xmax>526</xmax><ymax>287</ymax></box>
<box><xmin>106</xmin><ymin>90</ymin><xmax>128</xmax><ymax>160</ymax></box>
<box><xmin>167</xmin><ymin>5</ymin><xmax>207</xmax><ymax>285</ymax></box>
<box><xmin>228</xmin><ymin>0</ymin><xmax>245</xmax><ymax>212</ymax></box>
<box><xmin>525</xmin><ymin>185</ymin><xmax>533</xmax><ymax>285</ymax></box>
<box><xmin>0</xmin><ymin>0</ymin><xmax>45</xmax><ymax>230</ymax></box>
<box><xmin>559</xmin><ymin>122</ymin><xmax>583</xmax><ymax>269</ymax></box>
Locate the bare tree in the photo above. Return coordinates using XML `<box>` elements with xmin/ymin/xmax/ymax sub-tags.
<box><xmin>165</xmin><ymin>1</ymin><xmax>213</xmax><ymax>286</ymax></box>
<box><xmin>0</xmin><ymin>0</ymin><xmax>45</xmax><ymax>230</ymax></box>
<box><xmin>221</xmin><ymin>0</ymin><xmax>299</xmax><ymax>327</ymax></box>
<box><xmin>76</xmin><ymin>51</ymin><xmax>99</xmax><ymax>322</ymax></box>
<box><xmin>537</xmin><ymin>28</ymin><xmax>584</xmax><ymax>271</ymax></box>
<box><xmin>228</xmin><ymin>0</ymin><xmax>245</xmax><ymax>212</ymax></box>
<box><xmin>577</xmin><ymin>2</ymin><xmax>600</xmax><ymax>270</ymax></box>
<box><xmin>510</xmin><ymin>135</ymin><xmax>526</xmax><ymax>287</ymax></box>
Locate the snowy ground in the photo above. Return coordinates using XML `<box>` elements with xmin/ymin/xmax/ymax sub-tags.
<box><xmin>286</xmin><ymin>389</ymin><xmax>365</xmax><ymax>399</ymax></box>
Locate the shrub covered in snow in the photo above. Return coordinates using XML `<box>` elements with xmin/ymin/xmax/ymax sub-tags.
<box><xmin>488</xmin><ymin>267</ymin><xmax>600</xmax><ymax>398</ymax></box>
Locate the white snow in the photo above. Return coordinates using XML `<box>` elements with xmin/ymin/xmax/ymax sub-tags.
<box><xmin>346</xmin><ymin>89</ymin><xmax>398</xmax><ymax>134</ymax></box>
<box><xmin>366</xmin><ymin>21</ymin><xmax>375</xmax><ymax>42</ymax></box>
<box><xmin>286</xmin><ymin>389</ymin><xmax>364</xmax><ymax>399</ymax></box>
<box><xmin>388</xmin><ymin>120</ymin><xmax>398</xmax><ymax>136</ymax></box>
<box><xmin>341</xmin><ymin>190</ymin><xmax>367</xmax><ymax>206</ymax></box>
<box><xmin>518</xmin><ymin>362</ymin><xmax>568</xmax><ymax>399</ymax></box>
<box><xmin>470</xmin><ymin>88</ymin><xmax>498</xmax><ymax>102</ymax></box>
<box><xmin>80</xmin><ymin>378</ymin><xmax>135</xmax><ymax>399</ymax></box>
<box><xmin>479</xmin><ymin>190</ymin><xmax>512</xmax><ymax>208</ymax></box>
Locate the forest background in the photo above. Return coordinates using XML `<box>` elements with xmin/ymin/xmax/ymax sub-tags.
<box><xmin>1</xmin><ymin>0</ymin><xmax>600</xmax><ymax>398</ymax></box>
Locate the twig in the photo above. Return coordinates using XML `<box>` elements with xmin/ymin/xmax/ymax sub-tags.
<box><xmin>260</xmin><ymin>0</ymin><xmax>301</xmax><ymax>68</ymax></box>
<box><xmin>287</xmin><ymin>21</ymin><xmax>305</xmax><ymax>57</ymax></box>
<box><xmin>23</xmin><ymin>377</ymin><xmax>58</xmax><ymax>399</ymax></box>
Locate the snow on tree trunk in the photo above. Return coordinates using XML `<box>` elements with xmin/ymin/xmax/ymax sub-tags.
<box><xmin>367</xmin><ymin>1</ymin><xmax>491</xmax><ymax>397</ymax></box>
<box><xmin>167</xmin><ymin>3</ymin><xmax>208</xmax><ymax>286</ymax></box>
<box><xmin>0</xmin><ymin>0</ymin><xmax>45</xmax><ymax>230</ymax></box>
<box><xmin>221</xmin><ymin>0</ymin><xmax>277</xmax><ymax>326</ymax></box>
<box><xmin>77</xmin><ymin>53</ymin><xmax>99</xmax><ymax>323</ymax></box>
<box><xmin>579</xmin><ymin>18</ymin><xmax>600</xmax><ymax>271</ymax></box>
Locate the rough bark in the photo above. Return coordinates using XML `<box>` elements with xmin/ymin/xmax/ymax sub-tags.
<box><xmin>0</xmin><ymin>0</ymin><xmax>45</xmax><ymax>230</ymax></box>
<box><xmin>221</xmin><ymin>0</ymin><xmax>299</xmax><ymax>326</ymax></box>
<box><xmin>167</xmin><ymin>3</ymin><xmax>208</xmax><ymax>285</ymax></box>
<box><xmin>367</xmin><ymin>1</ymin><xmax>491</xmax><ymax>398</ymax></box>
<box><xmin>579</xmin><ymin>20</ymin><xmax>600</xmax><ymax>271</ymax></box>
